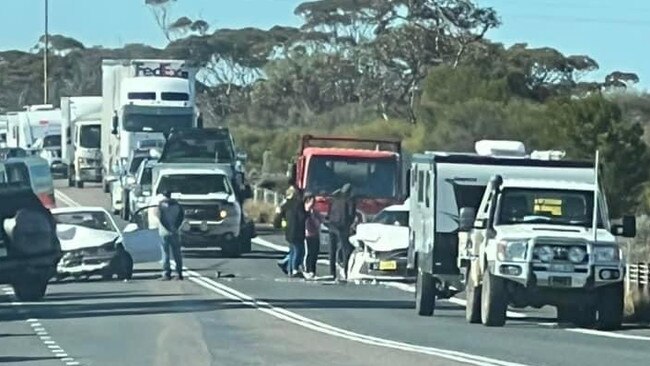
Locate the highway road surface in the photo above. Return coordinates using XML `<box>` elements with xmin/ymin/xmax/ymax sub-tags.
<box><xmin>1</xmin><ymin>180</ymin><xmax>650</xmax><ymax>366</ymax></box>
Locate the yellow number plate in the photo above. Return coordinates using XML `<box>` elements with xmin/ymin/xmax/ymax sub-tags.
<box><xmin>379</xmin><ymin>260</ymin><xmax>397</xmax><ymax>271</ymax></box>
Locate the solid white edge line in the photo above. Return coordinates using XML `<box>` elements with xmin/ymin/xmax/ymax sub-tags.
<box><xmin>185</xmin><ymin>268</ymin><xmax>529</xmax><ymax>366</ymax></box>
<box><xmin>565</xmin><ymin>328</ymin><xmax>650</xmax><ymax>341</ymax></box>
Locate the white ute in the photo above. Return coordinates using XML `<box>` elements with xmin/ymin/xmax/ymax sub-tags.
<box><xmin>150</xmin><ymin>166</ymin><xmax>245</xmax><ymax>257</ymax></box>
<box><xmin>459</xmin><ymin>175</ymin><xmax>636</xmax><ymax>330</ymax></box>
<box><xmin>348</xmin><ymin>200</ymin><xmax>412</xmax><ymax>281</ymax></box>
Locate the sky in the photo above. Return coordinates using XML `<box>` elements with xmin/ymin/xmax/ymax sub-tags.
<box><xmin>0</xmin><ymin>0</ymin><xmax>649</xmax><ymax>89</ymax></box>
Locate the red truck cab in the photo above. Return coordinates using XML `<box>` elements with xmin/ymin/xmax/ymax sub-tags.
<box><xmin>289</xmin><ymin>135</ymin><xmax>405</xmax><ymax>221</ymax></box>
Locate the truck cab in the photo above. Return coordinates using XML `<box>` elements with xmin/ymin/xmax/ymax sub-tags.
<box><xmin>459</xmin><ymin>176</ymin><xmax>635</xmax><ymax>330</ymax></box>
<box><xmin>62</xmin><ymin>96</ymin><xmax>103</xmax><ymax>188</ymax></box>
<box><xmin>289</xmin><ymin>135</ymin><xmax>405</xmax><ymax>250</ymax></box>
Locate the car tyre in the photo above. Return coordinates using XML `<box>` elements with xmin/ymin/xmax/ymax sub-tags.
<box><xmin>103</xmin><ymin>180</ymin><xmax>110</xmax><ymax>193</ymax></box>
<box><xmin>12</xmin><ymin>275</ymin><xmax>48</xmax><ymax>302</ymax></box>
<box><xmin>112</xmin><ymin>250</ymin><xmax>134</xmax><ymax>281</ymax></box>
<box><xmin>415</xmin><ymin>265</ymin><xmax>436</xmax><ymax>316</ymax></box>
<box><xmin>480</xmin><ymin>268</ymin><xmax>507</xmax><ymax>327</ymax></box>
<box><xmin>465</xmin><ymin>265</ymin><xmax>482</xmax><ymax>324</ymax></box>
<box><xmin>596</xmin><ymin>282</ymin><xmax>624</xmax><ymax>331</ymax></box>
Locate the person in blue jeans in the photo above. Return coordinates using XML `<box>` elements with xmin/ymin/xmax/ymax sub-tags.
<box><xmin>278</xmin><ymin>187</ymin><xmax>306</xmax><ymax>277</ymax></box>
<box><xmin>157</xmin><ymin>190</ymin><xmax>185</xmax><ymax>280</ymax></box>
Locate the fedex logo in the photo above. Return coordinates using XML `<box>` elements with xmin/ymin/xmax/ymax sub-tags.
<box><xmin>134</xmin><ymin>62</ymin><xmax>189</xmax><ymax>79</ymax></box>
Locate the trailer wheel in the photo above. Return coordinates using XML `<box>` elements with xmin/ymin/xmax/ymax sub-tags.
<box><xmin>415</xmin><ymin>266</ymin><xmax>436</xmax><ymax>316</ymax></box>
<box><xmin>465</xmin><ymin>265</ymin><xmax>482</xmax><ymax>324</ymax></box>
<box><xmin>596</xmin><ymin>282</ymin><xmax>624</xmax><ymax>331</ymax></box>
<box><xmin>103</xmin><ymin>180</ymin><xmax>110</xmax><ymax>193</ymax></box>
<box><xmin>480</xmin><ymin>268</ymin><xmax>507</xmax><ymax>327</ymax></box>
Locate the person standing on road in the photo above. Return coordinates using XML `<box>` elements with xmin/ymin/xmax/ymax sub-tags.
<box><xmin>327</xmin><ymin>183</ymin><xmax>356</xmax><ymax>280</ymax></box>
<box><xmin>157</xmin><ymin>190</ymin><xmax>185</xmax><ymax>281</ymax></box>
<box><xmin>283</xmin><ymin>187</ymin><xmax>306</xmax><ymax>277</ymax></box>
<box><xmin>277</xmin><ymin>186</ymin><xmax>296</xmax><ymax>274</ymax></box>
<box><xmin>303</xmin><ymin>194</ymin><xmax>324</xmax><ymax>279</ymax></box>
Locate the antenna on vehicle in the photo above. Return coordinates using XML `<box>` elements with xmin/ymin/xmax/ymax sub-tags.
<box><xmin>592</xmin><ymin>150</ymin><xmax>599</xmax><ymax>243</ymax></box>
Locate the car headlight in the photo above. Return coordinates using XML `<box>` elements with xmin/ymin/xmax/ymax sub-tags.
<box><xmin>593</xmin><ymin>245</ymin><xmax>620</xmax><ymax>263</ymax></box>
<box><xmin>497</xmin><ymin>240</ymin><xmax>528</xmax><ymax>262</ymax></box>
<box><xmin>219</xmin><ymin>209</ymin><xmax>228</xmax><ymax>219</ymax></box>
<box><xmin>568</xmin><ymin>246</ymin><xmax>587</xmax><ymax>263</ymax></box>
<box><xmin>534</xmin><ymin>245</ymin><xmax>554</xmax><ymax>262</ymax></box>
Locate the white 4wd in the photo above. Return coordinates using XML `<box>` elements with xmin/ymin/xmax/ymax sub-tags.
<box><xmin>459</xmin><ymin>175</ymin><xmax>636</xmax><ymax>330</ymax></box>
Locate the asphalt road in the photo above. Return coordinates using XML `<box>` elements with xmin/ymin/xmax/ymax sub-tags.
<box><xmin>1</xmin><ymin>180</ymin><xmax>649</xmax><ymax>366</ymax></box>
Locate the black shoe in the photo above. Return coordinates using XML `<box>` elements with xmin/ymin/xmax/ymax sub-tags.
<box><xmin>176</xmin><ymin>274</ymin><xmax>184</xmax><ymax>281</ymax></box>
<box><xmin>160</xmin><ymin>275</ymin><xmax>172</xmax><ymax>281</ymax></box>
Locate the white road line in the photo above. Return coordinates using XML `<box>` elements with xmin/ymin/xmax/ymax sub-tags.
<box><xmin>565</xmin><ymin>328</ymin><xmax>650</xmax><ymax>341</ymax></box>
<box><xmin>48</xmin><ymin>345</ymin><xmax>62</xmax><ymax>349</ymax></box>
<box><xmin>186</xmin><ymin>268</ymin><xmax>528</xmax><ymax>366</ymax></box>
<box><xmin>44</xmin><ymin>340</ymin><xmax>56</xmax><ymax>345</ymax></box>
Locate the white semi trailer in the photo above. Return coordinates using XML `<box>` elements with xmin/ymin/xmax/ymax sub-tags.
<box><xmin>61</xmin><ymin>96</ymin><xmax>103</xmax><ymax>188</ymax></box>
<box><xmin>100</xmin><ymin>59</ymin><xmax>201</xmax><ymax>193</ymax></box>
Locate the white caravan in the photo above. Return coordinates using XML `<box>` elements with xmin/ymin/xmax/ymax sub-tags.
<box><xmin>6</xmin><ymin>105</ymin><xmax>62</xmax><ymax>151</ymax></box>
<box><xmin>408</xmin><ymin>140</ymin><xmax>631</xmax><ymax>325</ymax></box>
<box><xmin>61</xmin><ymin>96</ymin><xmax>103</xmax><ymax>188</ymax></box>
<box><xmin>100</xmin><ymin>59</ymin><xmax>200</xmax><ymax>193</ymax></box>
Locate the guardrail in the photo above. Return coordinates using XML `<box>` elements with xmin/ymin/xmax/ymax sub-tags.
<box><xmin>251</xmin><ymin>185</ymin><xmax>284</xmax><ymax>206</ymax></box>
<box><xmin>625</xmin><ymin>263</ymin><xmax>650</xmax><ymax>321</ymax></box>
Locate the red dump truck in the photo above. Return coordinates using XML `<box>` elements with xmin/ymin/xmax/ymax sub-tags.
<box><xmin>288</xmin><ymin>135</ymin><xmax>406</xmax><ymax>249</ymax></box>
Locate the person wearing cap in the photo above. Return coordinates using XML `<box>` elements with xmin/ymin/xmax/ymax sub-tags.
<box><xmin>157</xmin><ymin>190</ymin><xmax>185</xmax><ymax>280</ymax></box>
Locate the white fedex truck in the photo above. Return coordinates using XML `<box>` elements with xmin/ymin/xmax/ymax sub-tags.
<box><xmin>100</xmin><ymin>59</ymin><xmax>201</xmax><ymax>193</ymax></box>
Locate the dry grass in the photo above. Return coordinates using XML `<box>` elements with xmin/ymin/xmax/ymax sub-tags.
<box><xmin>244</xmin><ymin>200</ymin><xmax>276</xmax><ymax>224</ymax></box>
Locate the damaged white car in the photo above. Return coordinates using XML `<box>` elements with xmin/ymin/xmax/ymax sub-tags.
<box><xmin>347</xmin><ymin>201</ymin><xmax>414</xmax><ymax>281</ymax></box>
<box><xmin>52</xmin><ymin>207</ymin><xmax>162</xmax><ymax>281</ymax></box>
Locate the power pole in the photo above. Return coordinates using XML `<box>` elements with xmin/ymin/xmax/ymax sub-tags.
<box><xmin>43</xmin><ymin>0</ymin><xmax>49</xmax><ymax>104</ymax></box>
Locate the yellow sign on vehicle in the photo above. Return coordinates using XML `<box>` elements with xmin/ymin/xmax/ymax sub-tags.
<box><xmin>534</xmin><ymin>198</ymin><xmax>562</xmax><ymax>216</ymax></box>
<box><xmin>379</xmin><ymin>260</ymin><xmax>397</xmax><ymax>271</ymax></box>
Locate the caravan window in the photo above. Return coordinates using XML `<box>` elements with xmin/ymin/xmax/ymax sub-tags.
<box><xmin>425</xmin><ymin>172</ymin><xmax>431</xmax><ymax>207</ymax></box>
<box><xmin>161</xmin><ymin>92</ymin><xmax>189</xmax><ymax>101</ymax></box>
<box><xmin>453</xmin><ymin>184</ymin><xmax>487</xmax><ymax>214</ymax></box>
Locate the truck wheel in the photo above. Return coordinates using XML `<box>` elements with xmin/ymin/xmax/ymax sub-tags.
<box><xmin>480</xmin><ymin>268</ymin><xmax>507</xmax><ymax>327</ymax></box>
<box><xmin>465</xmin><ymin>265</ymin><xmax>482</xmax><ymax>324</ymax></box>
<box><xmin>221</xmin><ymin>244</ymin><xmax>241</xmax><ymax>258</ymax></box>
<box><xmin>112</xmin><ymin>251</ymin><xmax>134</xmax><ymax>281</ymax></box>
<box><xmin>67</xmin><ymin>169</ymin><xmax>74</xmax><ymax>187</ymax></box>
<box><xmin>103</xmin><ymin>180</ymin><xmax>110</xmax><ymax>193</ymax></box>
<box><xmin>415</xmin><ymin>266</ymin><xmax>436</xmax><ymax>316</ymax></box>
<box><xmin>240</xmin><ymin>234</ymin><xmax>252</xmax><ymax>254</ymax></box>
<box><xmin>12</xmin><ymin>275</ymin><xmax>48</xmax><ymax>302</ymax></box>
<box><xmin>75</xmin><ymin>180</ymin><xmax>84</xmax><ymax>189</ymax></box>
<box><xmin>121</xmin><ymin>200</ymin><xmax>130</xmax><ymax>220</ymax></box>
<box><xmin>596</xmin><ymin>282</ymin><xmax>624</xmax><ymax>330</ymax></box>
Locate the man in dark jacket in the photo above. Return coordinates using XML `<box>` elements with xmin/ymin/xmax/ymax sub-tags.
<box><xmin>283</xmin><ymin>187</ymin><xmax>306</xmax><ymax>277</ymax></box>
<box><xmin>157</xmin><ymin>190</ymin><xmax>185</xmax><ymax>280</ymax></box>
<box><xmin>327</xmin><ymin>183</ymin><xmax>356</xmax><ymax>280</ymax></box>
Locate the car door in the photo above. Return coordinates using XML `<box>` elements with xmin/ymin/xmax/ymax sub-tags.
<box><xmin>121</xmin><ymin>206</ymin><xmax>163</xmax><ymax>263</ymax></box>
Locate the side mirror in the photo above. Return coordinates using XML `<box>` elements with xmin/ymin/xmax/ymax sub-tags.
<box><xmin>123</xmin><ymin>223</ymin><xmax>138</xmax><ymax>233</ymax></box>
<box><xmin>287</xmin><ymin>162</ymin><xmax>297</xmax><ymax>183</ymax></box>
<box><xmin>111</xmin><ymin>115</ymin><xmax>118</xmax><ymax>135</ymax></box>
<box><xmin>459</xmin><ymin>207</ymin><xmax>477</xmax><ymax>232</ymax></box>
<box><xmin>242</xmin><ymin>184</ymin><xmax>253</xmax><ymax>200</ymax></box>
<box><xmin>613</xmin><ymin>215</ymin><xmax>636</xmax><ymax>238</ymax></box>
<box><xmin>236</xmin><ymin>151</ymin><xmax>248</xmax><ymax>162</ymax></box>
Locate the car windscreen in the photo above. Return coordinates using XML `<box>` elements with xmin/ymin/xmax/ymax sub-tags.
<box><xmin>43</xmin><ymin>135</ymin><xmax>61</xmax><ymax>148</ymax></box>
<box><xmin>54</xmin><ymin>211</ymin><xmax>115</xmax><ymax>232</ymax></box>
<box><xmin>156</xmin><ymin>174</ymin><xmax>232</xmax><ymax>195</ymax></box>
<box><xmin>373</xmin><ymin>210</ymin><xmax>409</xmax><ymax>226</ymax></box>
<box><xmin>79</xmin><ymin>125</ymin><xmax>101</xmax><ymax>149</ymax></box>
<box><xmin>162</xmin><ymin>138</ymin><xmax>235</xmax><ymax>163</ymax></box>
<box><xmin>305</xmin><ymin>156</ymin><xmax>398</xmax><ymax>198</ymax></box>
<box><xmin>497</xmin><ymin>188</ymin><xmax>604</xmax><ymax>228</ymax></box>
